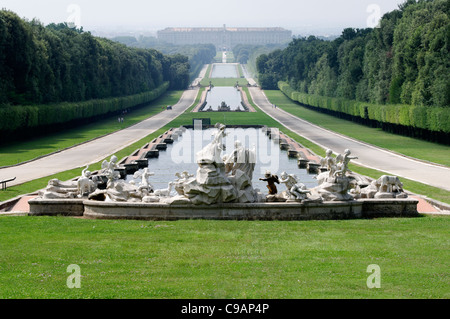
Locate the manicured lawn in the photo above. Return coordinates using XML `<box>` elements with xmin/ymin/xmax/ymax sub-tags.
<box><xmin>213</xmin><ymin>52</ymin><xmax>223</xmax><ymax>63</ymax></box>
<box><xmin>199</xmin><ymin>63</ymin><xmax>247</xmax><ymax>87</ymax></box>
<box><xmin>200</xmin><ymin>77</ymin><xmax>249</xmax><ymax>87</ymax></box>
<box><xmin>264</xmin><ymin>90</ymin><xmax>450</xmax><ymax>167</ymax></box>
<box><xmin>0</xmin><ymin>91</ymin><xmax>184</xmax><ymax>167</ymax></box>
<box><xmin>224</xmin><ymin>51</ymin><xmax>235</xmax><ymax>63</ymax></box>
<box><xmin>0</xmin><ymin>216</ymin><xmax>448</xmax><ymax>299</ymax></box>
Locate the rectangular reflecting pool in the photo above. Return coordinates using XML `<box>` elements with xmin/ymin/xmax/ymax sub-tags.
<box><xmin>126</xmin><ymin>127</ymin><xmax>318</xmax><ymax>194</ymax></box>
<box><xmin>211</xmin><ymin>64</ymin><xmax>239</xmax><ymax>78</ymax></box>
<box><xmin>204</xmin><ymin>87</ymin><xmax>243</xmax><ymax>111</ymax></box>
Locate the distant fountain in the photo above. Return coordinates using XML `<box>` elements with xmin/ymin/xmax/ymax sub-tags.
<box><xmin>218</xmin><ymin>101</ymin><xmax>231</xmax><ymax>112</ymax></box>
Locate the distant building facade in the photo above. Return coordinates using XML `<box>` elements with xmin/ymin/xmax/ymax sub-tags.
<box><xmin>157</xmin><ymin>25</ymin><xmax>292</xmax><ymax>50</ymax></box>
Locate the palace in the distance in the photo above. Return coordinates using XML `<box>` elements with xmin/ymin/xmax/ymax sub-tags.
<box><xmin>157</xmin><ymin>25</ymin><xmax>292</xmax><ymax>50</ymax></box>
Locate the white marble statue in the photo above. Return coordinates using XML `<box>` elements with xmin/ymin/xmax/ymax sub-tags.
<box><xmin>41</xmin><ymin>179</ymin><xmax>78</xmax><ymax>199</ymax></box>
<box><xmin>311</xmin><ymin>149</ymin><xmax>358</xmax><ymax>201</ymax></box>
<box><xmin>320</xmin><ymin>149</ymin><xmax>336</xmax><ymax>176</ymax></box>
<box><xmin>133</xmin><ymin>168</ymin><xmax>155</xmax><ymax>193</ymax></box>
<box><xmin>154</xmin><ymin>182</ymin><xmax>174</xmax><ymax>197</ymax></box>
<box><xmin>101</xmin><ymin>155</ymin><xmax>121</xmax><ymax>187</ymax></box>
<box><xmin>104</xmin><ymin>179</ymin><xmax>142</xmax><ymax>202</ymax></box>
<box><xmin>183</xmin><ymin>123</ymin><xmax>237</xmax><ymax>204</ymax></box>
<box><xmin>375</xmin><ymin>175</ymin><xmax>404</xmax><ymax>193</ymax></box>
<box><xmin>279</xmin><ymin>172</ymin><xmax>311</xmax><ymax>201</ymax></box>
<box><xmin>224</xmin><ymin>140</ymin><xmax>256</xmax><ymax>181</ymax></box>
<box><xmin>334</xmin><ymin>149</ymin><xmax>358</xmax><ymax>177</ymax></box>
<box><xmin>196</xmin><ymin>123</ymin><xmax>227</xmax><ymax>165</ymax></box>
<box><xmin>357</xmin><ymin>175</ymin><xmax>407</xmax><ymax>199</ymax></box>
<box><xmin>174</xmin><ymin>171</ymin><xmax>194</xmax><ymax>195</ymax></box>
<box><xmin>77</xmin><ymin>165</ymin><xmax>97</xmax><ymax>197</ymax></box>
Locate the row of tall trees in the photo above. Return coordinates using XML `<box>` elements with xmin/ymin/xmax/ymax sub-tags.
<box><xmin>257</xmin><ymin>0</ymin><xmax>449</xmax><ymax>108</ymax></box>
<box><xmin>232</xmin><ymin>43</ymin><xmax>288</xmax><ymax>75</ymax></box>
<box><xmin>0</xmin><ymin>10</ymin><xmax>190</xmax><ymax>107</ymax></box>
<box><xmin>0</xmin><ymin>10</ymin><xmax>194</xmax><ymax>143</ymax></box>
<box><xmin>112</xmin><ymin>36</ymin><xmax>216</xmax><ymax>82</ymax></box>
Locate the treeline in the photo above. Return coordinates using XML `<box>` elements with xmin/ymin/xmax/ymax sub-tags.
<box><xmin>0</xmin><ymin>82</ymin><xmax>169</xmax><ymax>144</ymax></box>
<box><xmin>279</xmin><ymin>81</ymin><xmax>449</xmax><ymax>143</ymax></box>
<box><xmin>0</xmin><ymin>10</ymin><xmax>192</xmax><ymax>144</ymax></box>
<box><xmin>0</xmin><ymin>10</ymin><xmax>190</xmax><ymax>106</ymax></box>
<box><xmin>257</xmin><ymin>0</ymin><xmax>449</xmax><ymax>142</ymax></box>
<box><xmin>232</xmin><ymin>43</ymin><xmax>288</xmax><ymax>78</ymax></box>
<box><xmin>233</xmin><ymin>44</ymin><xmax>288</xmax><ymax>65</ymax></box>
<box><xmin>112</xmin><ymin>36</ymin><xmax>216</xmax><ymax>82</ymax></box>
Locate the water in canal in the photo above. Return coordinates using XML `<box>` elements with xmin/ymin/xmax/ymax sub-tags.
<box><xmin>127</xmin><ymin>127</ymin><xmax>318</xmax><ymax>194</ymax></box>
<box><xmin>204</xmin><ymin>87</ymin><xmax>243</xmax><ymax>111</ymax></box>
<box><xmin>211</xmin><ymin>64</ymin><xmax>238</xmax><ymax>78</ymax></box>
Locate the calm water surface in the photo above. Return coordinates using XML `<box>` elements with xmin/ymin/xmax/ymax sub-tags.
<box><xmin>127</xmin><ymin>128</ymin><xmax>318</xmax><ymax>194</ymax></box>
<box><xmin>205</xmin><ymin>87</ymin><xmax>242</xmax><ymax>110</ymax></box>
<box><xmin>211</xmin><ymin>64</ymin><xmax>238</xmax><ymax>78</ymax></box>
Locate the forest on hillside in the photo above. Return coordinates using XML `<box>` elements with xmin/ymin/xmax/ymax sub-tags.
<box><xmin>0</xmin><ymin>10</ymin><xmax>191</xmax><ymax>107</ymax></box>
<box><xmin>257</xmin><ymin>0</ymin><xmax>449</xmax><ymax>108</ymax></box>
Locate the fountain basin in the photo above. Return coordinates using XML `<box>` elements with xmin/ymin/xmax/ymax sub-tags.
<box><xmin>202</xmin><ymin>87</ymin><xmax>244</xmax><ymax>111</ymax></box>
<box><xmin>28</xmin><ymin>198</ymin><xmax>419</xmax><ymax>220</ymax></box>
<box><xmin>28</xmin><ymin>198</ymin><xmax>85</xmax><ymax>217</ymax></box>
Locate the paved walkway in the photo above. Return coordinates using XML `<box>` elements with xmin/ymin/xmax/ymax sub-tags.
<box><xmin>0</xmin><ymin>88</ymin><xmax>199</xmax><ymax>188</ymax></box>
<box><xmin>248</xmin><ymin>86</ymin><xmax>450</xmax><ymax>192</ymax></box>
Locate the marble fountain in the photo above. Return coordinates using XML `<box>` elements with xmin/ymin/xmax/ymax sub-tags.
<box><xmin>28</xmin><ymin>123</ymin><xmax>419</xmax><ymax>220</ymax></box>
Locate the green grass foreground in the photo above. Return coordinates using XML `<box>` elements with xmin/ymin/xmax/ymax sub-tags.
<box><xmin>0</xmin><ymin>216</ymin><xmax>448</xmax><ymax>299</ymax></box>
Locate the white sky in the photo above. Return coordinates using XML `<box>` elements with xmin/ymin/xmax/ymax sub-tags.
<box><xmin>1</xmin><ymin>0</ymin><xmax>406</xmax><ymax>32</ymax></box>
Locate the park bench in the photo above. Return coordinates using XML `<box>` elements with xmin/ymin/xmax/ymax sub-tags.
<box><xmin>1</xmin><ymin>177</ymin><xmax>16</xmax><ymax>190</ymax></box>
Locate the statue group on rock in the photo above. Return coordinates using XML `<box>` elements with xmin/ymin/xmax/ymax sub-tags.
<box><xmin>315</xmin><ymin>149</ymin><xmax>407</xmax><ymax>200</ymax></box>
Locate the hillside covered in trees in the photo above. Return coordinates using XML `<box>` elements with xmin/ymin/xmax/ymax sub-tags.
<box><xmin>256</xmin><ymin>0</ymin><xmax>449</xmax><ymax>142</ymax></box>
<box><xmin>0</xmin><ymin>10</ymin><xmax>194</xmax><ymax>143</ymax></box>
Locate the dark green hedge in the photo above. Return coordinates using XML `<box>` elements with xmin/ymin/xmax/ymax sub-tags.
<box><xmin>0</xmin><ymin>82</ymin><xmax>169</xmax><ymax>133</ymax></box>
<box><xmin>279</xmin><ymin>81</ymin><xmax>450</xmax><ymax>134</ymax></box>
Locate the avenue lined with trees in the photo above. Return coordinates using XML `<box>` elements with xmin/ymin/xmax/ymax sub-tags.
<box><xmin>111</xmin><ymin>35</ymin><xmax>216</xmax><ymax>83</ymax></box>
<box><xmin>0</xmin><ymin>10</ymin><xmax>195</xmax><ymax>144</ymax></box>
<box><xmin>256</xmin><ymin>0</ymin><xmax>449</xmax><ymax>143</ymax></box>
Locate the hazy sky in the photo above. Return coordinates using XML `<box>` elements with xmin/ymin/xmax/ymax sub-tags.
<box><xmin>2</xmin><ymin>0</ymin><xmax>407</xmax><ymax>32</ymax></box>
